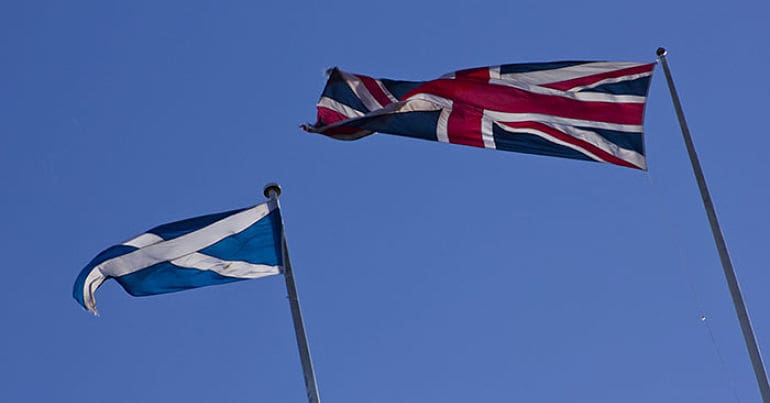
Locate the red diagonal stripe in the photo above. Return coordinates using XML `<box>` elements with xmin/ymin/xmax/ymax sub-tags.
<box><xmin>355</xmin><ymin>75</ymin><xmax>394</xmax><ymax>107</ymax></box>
<box><xmin>316</xmin><ymin>106</ymin><xmax>356</xmax><ymax>128</ymax></box>
<box><xmin>541</xmin><ymin>63</ymin><xmax>655</xmax><ymax>91</ymax></box>
<box><xmin>308</xmin><ymin>107</ymin><xmax>367</xmax><ymax>138</ymax></box>
<box><xmin>499</xmin><ymin>121</ymin><xmax>640</xmax><ymax>169</ymax></box>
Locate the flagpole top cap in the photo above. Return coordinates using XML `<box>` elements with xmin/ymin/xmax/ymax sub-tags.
<box><xmin>263</xmin><ymin>183</ymin><xmax>282</xmax><ymax>199</ymax></box>
<box><xmin>656</xmin><ymin>47</ymin><xmax>667</xmax><ymax>56</ymax></box>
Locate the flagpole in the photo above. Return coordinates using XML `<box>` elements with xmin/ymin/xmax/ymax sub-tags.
<box><xmin>657</xmin><ymin>47</ymin><xmax>770</xmax><ymax>402</ymax></box>
<box><xmin>264</xmin><ymin>183</ymin><xmax>321</xmax><ymax>403</ymax></box>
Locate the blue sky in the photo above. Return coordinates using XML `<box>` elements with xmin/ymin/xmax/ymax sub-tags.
<box><xmin>2</xmin><ymin>1</ymin><xmax>770</xmax><ymax>402</ymax></box>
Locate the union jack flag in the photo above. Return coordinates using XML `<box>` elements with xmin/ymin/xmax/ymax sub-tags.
<box><xmin>303</xmin><ymin>61</ymin><xmax>656</xmax><ymax>169</ymax></box>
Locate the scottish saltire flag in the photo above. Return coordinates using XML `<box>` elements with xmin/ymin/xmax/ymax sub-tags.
<box><xmin>303</xmin><ymin>61</ymin><xmax>655</xmax><ymax>169</ymax></box>
<box><xmin>73</xmin><ymin>200</ymin><xmax>283</xmax><ymax>314</ymax></box>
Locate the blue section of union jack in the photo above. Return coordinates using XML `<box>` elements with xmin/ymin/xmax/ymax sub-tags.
<box><xmin>303</xmin><ymin>61</ymin><xmax>656</xmax><ymax>169</ymax></box>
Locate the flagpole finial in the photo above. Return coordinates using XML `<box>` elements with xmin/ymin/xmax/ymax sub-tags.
<box><xmin>263</xmin><ymin>183</ymin><xmax>282</xmax><ymax>199</ymax></box>
<box><xmin>656</xmin><ymin>47</ymin><xmax>667</xmax><ymax>57</ymax></box>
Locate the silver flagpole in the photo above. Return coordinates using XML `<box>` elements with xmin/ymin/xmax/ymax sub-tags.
<box><xmin>264</xmin><ymin>183</ymin><xmax>321</xmax><ymax>403</ymax></box>
<box><xmin>657</xmin><ymin>47</ymin><xmax>770</xmax><ymax>402</ymax></box>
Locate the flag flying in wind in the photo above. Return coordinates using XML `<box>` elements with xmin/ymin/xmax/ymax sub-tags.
<box><xmin>73</xmin><ymin>200</ymin><xmax>284</xmax><ymax>314</ymax></box>
<box><xmin>303</xmin><ymin>61</ymin><xmax>655</xmax><ymax>169</ymax></box>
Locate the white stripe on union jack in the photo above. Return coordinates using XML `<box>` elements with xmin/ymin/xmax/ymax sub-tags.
<box><xmin>302</xmin><ymin>61</ymin><xmax>656</xmax><ymax>169</ymax></box>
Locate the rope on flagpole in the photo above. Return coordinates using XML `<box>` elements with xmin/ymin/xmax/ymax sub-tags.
<box><xmin>646</xmin><ymin>172</ymin><xmax>742</xmax><ymax>403</ymax></box>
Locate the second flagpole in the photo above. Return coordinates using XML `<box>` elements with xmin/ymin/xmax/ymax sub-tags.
<box><xmin>264</xmin><ymin>183</ymin><xmax>321</xmax><ymax>403</ymax></box>
<box><xmin>657</xmin><ymin>47</ymin><xmax>770</xmax><ymax>402</ymax></box>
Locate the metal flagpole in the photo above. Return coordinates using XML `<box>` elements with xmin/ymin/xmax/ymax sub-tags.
<box><xmin>264</xmin><ymin>183</ymin><xmax>321</xmax><ymax>403</ymax></box>
<box><xmin>657</xmin><ymin>47</ymin><xmax>770</xmax><ymax>402</ymax></box>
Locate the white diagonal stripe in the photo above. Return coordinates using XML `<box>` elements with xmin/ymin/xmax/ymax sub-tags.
<box><xmin>565</xmin><ymin>71</ymin><xmax>653</xmax><ymax>93</ymax></box>
<box><xmin>374</xmin><ymin>79</ymin><xmax>399</xmax><ymax>103</ymax></box>
<box><xmin>494</xmin><ymin>122</ymin><xmax>606</xmax><ymax>163</ymax></box>
<box><xmin>123</xmin><ymin>233</ymin><xmax>164</xmax><ymax>248</ymax></box>
<box><xmin>494</xmin><ymin>120</ymin><xmax>646</xmax><ymax>169</ymax></box>
<box><xmin>171</xmin><ymin>253</ymin><xmax>281</xmax><ymax>279</ymax></box>
<box><xmin>98</xmin><ymin>201</ymin><xmax>276</xmax><ymax>277</ymax></box>
<box><xmin>339</xmin><ymin>70</ymin><xmax>384</xmax><ymax>111</ymax></box>
<box><xmin>82</xmin><ymin>269</ymin><xmax>107</xmax><ymax>314</ymax></box>
<box><xmin>83</xmin><ymin>232</ymin><xmax>163</xmax><ymax>314</ymax></box>
<box><xmin>499</xmin><ymin>62</ymin><xmax>645</xmax><ymax>85</ymax></box>
<box><xmin>318</xmin><ymin>96</ymin><xmax>366</xmax><ymax>118</ymax></box>
<box><xmin>484</xmin><ymin>110</ymin><xmax>643</xmax><ymax>133</ymax></box>
<box><xmin>313</xmin><ymin>94</ymin><xmax>449</xmax><ymax>133</ymax></box>
<box><xmin>547</xmin><ymin>122</ymin><xmax>646</xmax><ymax>169</ymax></box>
<box><xmin>487</xmin><ymin>78</ymin><xmax>647</xmax><ymax>104</ymax></box>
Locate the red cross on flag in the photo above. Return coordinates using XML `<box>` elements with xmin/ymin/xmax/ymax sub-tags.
<box><xmin>303</xmin><ymin>61</ymin><xmax>655</xmax><ymax>169</ymax></box>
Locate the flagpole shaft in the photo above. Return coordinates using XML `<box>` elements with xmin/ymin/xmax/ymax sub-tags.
<box><xmin>282</xmin><ymin>235</ymin><xmax>322</xmax><ymax>403</ymax></box>
<box><xmin>265</xmin><ymin>184</ymin><xmax>321</xmax><ymax>403</ymax></box>
<box><xmin>657</xmin><ymin>48</ymin><xmax>770</xmax><ymax>402</ymax></box>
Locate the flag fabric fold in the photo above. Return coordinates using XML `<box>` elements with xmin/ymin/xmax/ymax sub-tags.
<box><xmin>73</xmin><ymin>200</ymin><xmax>284</xmax><ymax>314</ymax></box>
<box><xmin>303</xmin><ymin>61</ymin><xmax>655</xmax><ymax>169</ymax></box>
